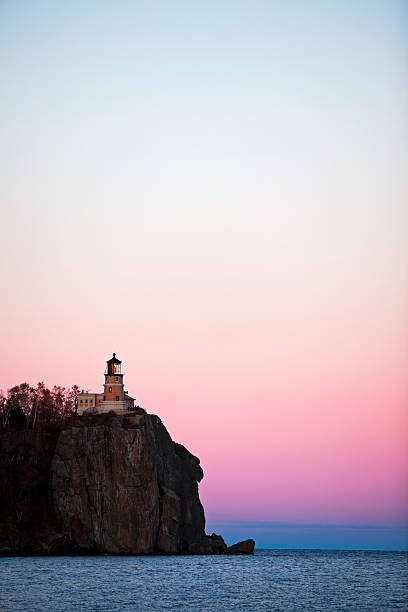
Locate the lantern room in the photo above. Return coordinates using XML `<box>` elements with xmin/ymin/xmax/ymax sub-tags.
<box><xmin>106</xmin><ymin>353</ymin><xmax>122</xmax><ymax>375</ymax></box>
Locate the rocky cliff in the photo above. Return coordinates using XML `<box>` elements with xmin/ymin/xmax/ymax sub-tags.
<box><xmin>0</xmin><ymin>411</ymin><xmax>253</xmax><ymax>555</ymax></box>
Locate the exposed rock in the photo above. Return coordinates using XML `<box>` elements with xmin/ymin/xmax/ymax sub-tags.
<box><xmin>0</xmin><ymin>429</ymin><xmax>64</xmax><ymax>554</ymax></box>
<box><xmin>0</xmin><ymin>412</ymin><xmax>251</xmax><ymax>555</ymax></box>
<box><xmin>187</xmin><ymin>533</ymin><xmax>227</xmax><ymax>555</ymax></box>
<box><xmin>227</xmin><ymin>539</ymin><xmax>255</xmax><ymax>554</ymax></box>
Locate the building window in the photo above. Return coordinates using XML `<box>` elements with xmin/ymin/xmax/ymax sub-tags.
<box><xmin>90</xmin><ymin>400</ymin><xmax>93</xmax><ymax>405</ymax></box>
<box><xmin>98</xmin><ymin>399</ymin><xmax>101</xmax><ymax>403</ymax></box>
<box><xmin>109</xmin><ymin>386</ymin><xmax>112</xmax><ymax>392</ymax></box>
<box><xmin>80</xmin><ymin>400</ymin><xmax>83</xmax><ymax>404</ymax></box>
<box><xmin>103</xmin><ymin>395</ymin><xmax>106</xmax><ymax>401</ymax></box>
<box><xmin>115</xmin><ymin>376</ymin><xmax>118</xmax><ymax>381</ymax></box>
<box><xmin>85</xmin><ymin>399</ymin><xmax>88</xmax><ymax>403</ymax></box>
<box><xmin>116</xmin><ymin>396</ymin><xmax>119</xmax><ymax>401</ymax></box>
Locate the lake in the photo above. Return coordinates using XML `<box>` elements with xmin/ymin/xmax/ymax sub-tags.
<box><xmin>1</xmin><ymin>550</ymin><xmax>407</xmax><ymax>611</ymax></box>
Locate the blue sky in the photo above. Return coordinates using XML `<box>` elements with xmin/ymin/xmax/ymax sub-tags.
<box><xmin>206</xmin><ymin>520</ymin><xmax>408</xmax><ymax>550</ymax></box>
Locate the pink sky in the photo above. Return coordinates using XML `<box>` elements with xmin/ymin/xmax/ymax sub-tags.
<box><xmin>1</xmin><ymin>271</ymin><xmax>407</xmax><ymax>526</ymax></box>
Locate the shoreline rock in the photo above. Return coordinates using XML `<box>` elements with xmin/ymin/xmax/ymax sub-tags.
<box><xmin>227</xmin><ymin>539</ymin><xmax>255</xmax><ymax>555</ymax></box>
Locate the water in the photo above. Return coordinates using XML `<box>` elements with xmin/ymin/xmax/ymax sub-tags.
<box><xmin>1</xmin><ymin>550</ymin><xmax>407</xmax><ymax>611</ymax></box>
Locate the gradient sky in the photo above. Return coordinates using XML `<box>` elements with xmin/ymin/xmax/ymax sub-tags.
<box><xmin>1</xmin><ymin>1</ymin><xmax>407</xmax><ymax>548</ymax></box>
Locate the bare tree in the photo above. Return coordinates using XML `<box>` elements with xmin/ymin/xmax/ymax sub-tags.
<box><xmin>3</xmin><ymin>381</ymin><xmax>80</xmax><ymax>429</ymax></box>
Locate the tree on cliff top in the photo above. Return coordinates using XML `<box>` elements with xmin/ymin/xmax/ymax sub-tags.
<box><xmin>1</xmin><ymin>382</ymin><xmax>78</xmax><ymax>428</ymax></box>
<box><xmin>8</xmin><ymin>406</ymin><xmax>27</xmax><ymax>429</ymax></box>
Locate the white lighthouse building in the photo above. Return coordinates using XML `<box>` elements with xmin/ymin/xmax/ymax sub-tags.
<box><xmin>77</xmin><ymin>353</ymin><xmax>135</xmax><ymax>415</ymax></box>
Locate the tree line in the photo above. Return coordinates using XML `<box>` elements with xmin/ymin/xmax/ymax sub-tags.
<box><xmin>0</xmin><ymin>382</ymin><xmax>80</xmax><ymax>429</ymax></box>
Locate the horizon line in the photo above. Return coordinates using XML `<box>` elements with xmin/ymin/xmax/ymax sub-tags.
<box><xmin>208</xmin><ymin>520</ymin><xmax>408</xmax><ymax>530</ymax></box>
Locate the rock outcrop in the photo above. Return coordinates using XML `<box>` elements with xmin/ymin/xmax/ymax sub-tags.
<box><xmin>227</xmin><ymin>539</ymin><xmax>255</xmax><ymax>554</ymax></box>
<box><xmin>0</xmin><ymin>411</ymin><xmax>253</xmax><ymax>555</ymax></box>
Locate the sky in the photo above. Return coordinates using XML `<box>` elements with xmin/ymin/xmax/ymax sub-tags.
<box><xmin>1</xmin><ymin>1</ymin><xmax>407</xmax><ymax>549</ymax></box>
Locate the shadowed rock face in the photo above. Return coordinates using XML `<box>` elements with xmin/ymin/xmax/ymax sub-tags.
<box><xmin>52</xmin><ymin>412</ymin><xmax>212</xmax><ymax>554</ymax></box>
<box><xmin>0</xmin><ymin>412</ymin><xmax>238</xmax><ymax>555</ymax></box>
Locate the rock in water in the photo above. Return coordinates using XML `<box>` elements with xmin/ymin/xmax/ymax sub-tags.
<box><xmin>0</xmin><ymin>412</ymin><xmax>234</xmax><ymax>555</ymax></box>
<box><xmin>227</xmin><ymin>539</ymin><xmax>255</xmax><ymax>554</ymax></box>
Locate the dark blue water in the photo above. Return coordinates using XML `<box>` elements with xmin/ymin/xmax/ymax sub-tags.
<box><xmin>1</xmin><ymin>550</ymin><xmax>407</xmax><ymax>611</ymax></box>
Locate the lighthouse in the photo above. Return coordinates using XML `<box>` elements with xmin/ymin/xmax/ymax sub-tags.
<box><xmin>103</xmin><ymin>353</ymin><xmax>125</xmax><ymax>404</ymax></box>
<box><xmin>77</xmin><ymin>354</ymin><xmax>135</xmax><ymax>415</ymax></box>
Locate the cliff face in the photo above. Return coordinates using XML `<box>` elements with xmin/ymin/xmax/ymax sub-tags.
<box><xmin>0</xmin><ymin>412</ymin><xmax>228</xmax><ymax>555</ymax></box>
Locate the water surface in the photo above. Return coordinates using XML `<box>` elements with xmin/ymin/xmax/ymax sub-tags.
<box><xmin>1</xmin><ymin>550</ymin><xmax>407</xmax><ymax>611</ymax></box>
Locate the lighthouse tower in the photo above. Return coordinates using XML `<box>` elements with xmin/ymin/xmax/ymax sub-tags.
<box><xmin>104</xmin><ymin>353</ymin><xmax>124</xmax><ymax>402</ymax></box>
<box><xmin>101</xmin><ymin>353</ymin><xmax>132</xmax><ymax>412</ymax></box>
